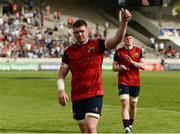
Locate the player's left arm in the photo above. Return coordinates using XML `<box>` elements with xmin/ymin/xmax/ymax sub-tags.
<box><xmin>127</xmin><ymin>56</ymin><xmax>145</xmax><ymax>70</ymax></box>
<box><xmin>105</xmin><ymin>8</ymin><xmax>132</xmax><ymax>50</ymax></box>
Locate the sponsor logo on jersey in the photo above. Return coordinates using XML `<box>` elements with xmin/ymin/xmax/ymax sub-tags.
<box><xmin>88</xmin><ymin>47</ymin><xmax>95</xmax><ymax>54</ymax></box>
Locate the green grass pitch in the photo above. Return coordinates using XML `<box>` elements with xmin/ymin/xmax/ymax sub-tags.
<box><xmin>0</xmin><ymin>71</ymin><xmax>180</xmax><ymax>133</ymax></box>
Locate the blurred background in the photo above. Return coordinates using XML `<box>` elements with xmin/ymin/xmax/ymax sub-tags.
<box><xmin>0</xmin><ymin>0</ymin><xmax>180</xmax><ymax>71</ymax></box>
<box><xmin>0</xmin><ymin>1</ymin><xmax>180</xmax><ymax>133</ymax></box>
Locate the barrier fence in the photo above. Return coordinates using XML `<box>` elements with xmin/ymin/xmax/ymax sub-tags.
<box><xmin>0</xmin><ymin>58</ymin><xmax>180</xmax><ymax>71</ymax></box>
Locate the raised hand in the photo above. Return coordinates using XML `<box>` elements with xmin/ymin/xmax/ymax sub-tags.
<box><xmin>120</xmin><ymin>8</ymin><xmax>132</xmax><ymax>22</ymax></box>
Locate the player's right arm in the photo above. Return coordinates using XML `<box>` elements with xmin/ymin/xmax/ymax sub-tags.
<box><xmin>105</xmin><ymin>9</ymin><xmax>131</xmax><ymax>50</ymax></box>
<box><xmin>57</xmin><ymin>62</ymin><xmax>69</xmax><ymax>106</ymax></box>
<box><xmin>112</xmin><ymin>50</ymin><xmax>129</xmax><ymax>72</ymax></box>
<box><xmin>112</xmin><ymin>61</ymin><xmax>129</xmax><ymax>72</ymax></box>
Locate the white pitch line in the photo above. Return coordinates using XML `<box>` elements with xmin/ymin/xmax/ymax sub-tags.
<box><xmin>138</xmin><ymin>107</ymin><xmax>180</xmax><ymax>115</ymax></box>
<box><xmin>103</xmin><ymin>105</ymin><xmax>180</xmax><ymax>115</ymax></box>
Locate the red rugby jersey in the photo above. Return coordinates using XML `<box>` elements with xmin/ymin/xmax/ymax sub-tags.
<box><xmin>114</xmin><ymin>46</ymin><xmax>143</xmax><ymax>86</ymax></box>
<box><xmin>62</xmin><ymin>39</ymin><xmax>106</xmax><ymax>101</ymax></box>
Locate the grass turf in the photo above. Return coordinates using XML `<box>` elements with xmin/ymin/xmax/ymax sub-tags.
<box><xmin>0</xmin><ymin>71</ymin><xmax>180</xmax><ymax>133</ymax></box>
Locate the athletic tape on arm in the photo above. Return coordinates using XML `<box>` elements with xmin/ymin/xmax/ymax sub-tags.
<box><xmin>57</xmin><ymin>79</ymin><xmax>65</xmax><ymax>91</ymax></box>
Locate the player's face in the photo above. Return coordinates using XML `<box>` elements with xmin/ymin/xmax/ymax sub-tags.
<box><xmin>73</xmin><ymin>25</ymin><xmax>89</xmax><ymax>45</ymax></box>
<box><xmin>123</xmin><ymin>36</ymin><xmax>134</xmax><ymax>46</ymax></box>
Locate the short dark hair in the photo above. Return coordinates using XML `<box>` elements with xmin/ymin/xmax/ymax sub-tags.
<box><xmin>73</xmin><ymin>19</ymin><xmax>87</xmax><ymax>28</ymax></box>
<box><xmin>125</xmin><ymin>33</ymin><xmax>133</xmax><ymax>37</ymax></box>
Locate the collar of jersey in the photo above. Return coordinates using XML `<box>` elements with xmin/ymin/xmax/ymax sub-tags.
<box><xmin>76</xmin><ymin>39</ymin><xmax>90</xmax><ymax>47</ymax></box>
<box><xmin>124</xmin><ymin>45</ymin><xmax>134</xmax><ymax>51</ymax></box>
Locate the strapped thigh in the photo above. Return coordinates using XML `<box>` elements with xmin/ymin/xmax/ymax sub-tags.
<box><xmin>130</xmin><ymin>96</ymin><xmax>139</xmax><ymax>102</ymax></box>
<box><xmin>120</xmin><ymin>94</ymin><xmax>129</xmax><ymax>100</ymax></box>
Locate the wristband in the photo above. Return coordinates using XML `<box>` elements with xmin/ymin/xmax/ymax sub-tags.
<box><xmin>57</xmin><ymin>79</ymin><xmax>65</xmax><ymax>91</ymax></box>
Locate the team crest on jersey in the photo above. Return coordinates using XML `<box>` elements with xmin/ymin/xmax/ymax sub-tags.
<box><xmin>88</xmin><ymin>47</ymin><xmax>95</xmax><ymax>54</ymax></box>
<box><xmin>133</xmin><ymin>53</ymin><xmax>139</xmax><ymax>58</ymax></box>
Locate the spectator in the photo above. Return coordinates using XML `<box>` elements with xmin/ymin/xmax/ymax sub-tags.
<box><xmin>103</xmin><ymin>22</ymin><xmax>109</xmax><ymax>39</ymax></box>
<box><xmin>40</xmin><ymin>9</ymin><xmax>44</xmax><ymax>29</ymax></box>
<box><xmin>94</xmin><ymin>23</ymin><xmax>102</xmax><ymax>39</ymax></box>
<box><xmin>149</xmin><ymin>37</ymin><xmax>155</xmax><ymax>49</ymax></box>
<box><xmin>56</xmin><ymin>10</ymin><xmax>61</xmax><ymax>21</ymax></box>
<box><xmin>67</xmin><ymin>18</ymin><xmax>75</xmax><ymax>28</ymax></box>
<box><xmin>103</xmin><ymin>28</ymin><xmax>108</xmax><ymax>39</ymax></box>
<box><xmin>24</xmin><ymin>0</ymin><xmax>34</xmax><ymax>10</ymax></box>
<box><xmin>12</xmin><ymin>3</ymin><xmax>18</xmax><ymax>13</ymax></box>
<box><xmin>141</xmin><ymin>0</ymin><xmax>150</xmax><ymax>6</ymax></box>
<box><xmin>154</xmin><ymin>42</ymin><xmax>159</xmax><ymax>52</ymax></box>
<box><xmin>0</xmin><ymin>16</ymin><xmax>4</xmax><ymax>26</ymax></box>
<box><xmin>175</xmin><ymin>51</ymin><xmax>179</xmax><ymax>59</ymax></box>
<box><xmin>45</xmin><ymin>5</ymin><xmax>51</xmax><ymax>17</ymax></box>
<box><xmin>164</xmin><ymin>45</ymin><xmax>177</xmax><ymax>58</ymax></box>
<box><xmin>159</xmin><ymin>41</ymin><xmax>165</xmax><ymax>53</ymax></box>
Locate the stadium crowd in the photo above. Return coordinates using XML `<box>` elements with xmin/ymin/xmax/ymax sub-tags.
<box><xmin>149</xmin><ymin>37</ymin><xmax>179</xmax><ymax>58</ymax></box>
<box><xmin>0</xmin><ymin>1</ymin><xmax>179</xmax><ymax>59</ymax></box>
<box><xmin>0</xmin><ymin>2</ymin><xmax>113</xmax><ymax>59</ymax></box>
<box><xmin>0</xmin><ymin>4</ymin><xmax>74</xmax><ymax>59</ymax></box>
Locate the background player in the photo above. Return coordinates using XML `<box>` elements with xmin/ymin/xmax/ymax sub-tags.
<box><xmin>112</xmin><ymin>33</ymin><xmax>145</xmax><ymax>133</ymax></box>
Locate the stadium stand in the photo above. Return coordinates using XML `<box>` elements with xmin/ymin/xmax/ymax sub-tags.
<box><xmin>0</xmin><ymin>0</ymin><xmax>179</xmax><ymax>60</ymax></box>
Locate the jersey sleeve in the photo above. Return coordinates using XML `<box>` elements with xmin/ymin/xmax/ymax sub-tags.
<box><xmin>113</xmin><ymin>50</ymin><xmax>119</xmax><ymax>62</ymax></box>
<box><xmin>62</xmin><ymin>51</ymin><xmax>70</xmax><ymax>65</ymax></box>
<box><xmin>139</xmin><ymin>48</ymin><xmax>144</xmax><ymax>59</ymax></box>
<box><xmin>98</xmin><ymin>39</ymin><xmax>107</xmax><ymax>53</ymax></box>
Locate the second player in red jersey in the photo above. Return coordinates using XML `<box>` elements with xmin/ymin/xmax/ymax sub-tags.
<box><xmin>113</xmin><ymin>33</ymin><xmax>145</xmax><ymax>134</ymax></box>
<box><xmin>114</xmin><ymin>44</ymin><xmax>143</xmax><ymax>86</ymax></box>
